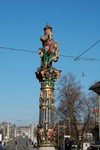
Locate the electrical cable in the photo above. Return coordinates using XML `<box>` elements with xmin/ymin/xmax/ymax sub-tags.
<box><xmin>0</xmin><ymin>46</ymin><xmax>38</xmax><ymax>54</ymax></box>
<box><xmin>60</xmin><ymin>54</ymin><xmax>100</xmax><ymax>61</ymax></box>
<box><xmin>0</xmin><ymin>68</ymin><xmax>33</xmax><ymax>71</ymax></box>
<box><xmin>74</xmin><ymin>40</ymin><xmax>100</xmax><ymax>60</ymax></box>
<box><xmin>0</xmin><ymin>40</ymin><xmax>100</xmax><ymax>61</ymax></box>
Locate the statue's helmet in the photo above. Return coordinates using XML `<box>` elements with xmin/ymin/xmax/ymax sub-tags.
<box><xmin>44</xmin><ymin>24</ymin><xmax>52</xmax><ymax>32</ymax></box>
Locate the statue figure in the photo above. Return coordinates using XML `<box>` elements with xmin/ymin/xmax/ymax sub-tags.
<box><xmin>46</xmin><ymin>125</ymin><xmax>57</xmax><ymax>142</ymax></box>
<box><xmin>39</xmin><ymin>24</ymin><xmax>59</xmax><ymax>68</ymax></box>
<box><xmin>36</xmin><ymin>125</ymin><xmax>45</xmax><ymax>144</ymax></box>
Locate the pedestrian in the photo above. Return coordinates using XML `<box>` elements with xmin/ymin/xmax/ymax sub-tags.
<box><xmin>1</xmin><ymin>141</ymin><xmax>5</xmax><ymax>149</ymax></box>
<box><xmin>14</xmin><ymin>141</ymin><xmax>17</xmax><ymax>150</ymax></box>
<box><xmin>0</xmin><ymin>141</ymin><xmax>2</xmax><ymax>150</ymax></box>
<box><xmin>4</xmin><ymin>142</ymin><xmax>6</xmax><ymax>150</ymax></box>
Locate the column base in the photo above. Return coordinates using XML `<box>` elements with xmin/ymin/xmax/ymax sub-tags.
<box><xmin>39</xmin><ymin>142</ymin><xmax>56</xmax><ymax>150</ymax></box>
<box><xmin>39</xmin><ymin>147</ymin><xmax>55</xmax><ymax>150</ymax></box>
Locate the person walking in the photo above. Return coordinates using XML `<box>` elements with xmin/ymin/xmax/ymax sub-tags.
<box><xmin>14</xmin><ymin>141</ymin><xmax>17</xmax><ymax>150</ymax></box>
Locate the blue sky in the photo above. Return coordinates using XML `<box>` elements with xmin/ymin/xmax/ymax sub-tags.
<box><xmin>0</xmin><ymin>0</ymin><xmax>100</xmax><ymax>125</ymax></box>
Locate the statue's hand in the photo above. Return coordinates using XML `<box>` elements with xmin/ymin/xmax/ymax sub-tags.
<box><xmin>39</xmin><ymin>48</ymin><xmax>43</xmax><ymax>57</ymax></box>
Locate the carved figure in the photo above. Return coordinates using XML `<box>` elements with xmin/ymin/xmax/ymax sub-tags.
<box><xmin>46</xmin><ymin>125</ymin><xmax>57</xmax><ymax>142</ymax></box>
<box><xmin>40</xmin><ymin>68</ymin><xmax>61</xmax><ymax>81</ymax></box>
<box><xmin>36</xmin><ymin>125</ymin><xmax>45</xmax><ymax>144</ymax></box>
<box><xmin>39</xmin><ymin>24</ymin><xmax>59</xmax><ymax>68</ymax></box>
<box><xmin>36</xmin><ymin>126</ymin><xmax>42</xmax><ymax>144</ymax></box>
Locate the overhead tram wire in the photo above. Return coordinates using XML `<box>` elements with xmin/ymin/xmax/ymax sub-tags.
<box><xmin>59</xmin><ymin>54</ymin><xmax>100</xmax><ymax>61</ymax></box>
<box><xmin>0</xmin><ymin>46</ymin><xmax>38</xmax><ymax>54</ymax></box>
<box><xmin>74</xmin><ymin>40</ymin><xmax>100</xmax><ymax>61</ymax></box>
<box><xmin>0</xmin><ymin>44</ymin><xmax>100</xmax><ymax>61</ymax></box>
<box><xmin>0</xmin><ymin>68</ymin><xmax>33</xmax><ymax>72</ymax></box>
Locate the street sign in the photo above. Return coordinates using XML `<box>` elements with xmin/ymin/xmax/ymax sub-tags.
<box><xmin>64</xmin><ymin>135</ymin><xmax>70</xmax><ymax>138</ymax></box>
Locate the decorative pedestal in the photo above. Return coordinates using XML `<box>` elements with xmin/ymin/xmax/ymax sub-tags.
<box><xmin>39</xmin><ymin>147</ymin><xmax>55</xmax><ymax>150</ymax></box>
<box><xmin>39</xmin><ymin>143</ymin><xmax>56</xmax><ymax>150</ymax></box>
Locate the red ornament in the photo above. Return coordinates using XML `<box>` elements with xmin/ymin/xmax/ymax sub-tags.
<box><xmin>93</xmin><ymin>109</ymin><xmax>99</xmax><ymax>113</ymax></box>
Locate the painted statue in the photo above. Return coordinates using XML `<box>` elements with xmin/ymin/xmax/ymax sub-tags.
<box><xmin>46</xmin><ymin>125</ymin><xmax>57</xmax><ymax>142</ymax></box>
<box><xmin>35</xmin><ymin>24</ymin><xmax>61</xmax><ymax>146</ymax></box>
<box><xmin>36</xmin><ymin>125</ymin><xmax>45</xmax><ymax>144</ymax></box>
<box><xmin>39</xmin><ymin>24</ymin><xmax>59</xmax><ymax>68</ymax></box>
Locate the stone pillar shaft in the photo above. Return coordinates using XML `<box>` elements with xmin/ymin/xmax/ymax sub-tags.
<box><xmin>39</xmin><ymin>86</ymin><xmax>55</xmax><ymax>130</ymax></box>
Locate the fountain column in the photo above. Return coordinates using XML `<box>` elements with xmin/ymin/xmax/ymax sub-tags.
<box><xmin>35</xmin><ymin>24</ymin><xmax>61</xmax><ymax>150</ymax></box>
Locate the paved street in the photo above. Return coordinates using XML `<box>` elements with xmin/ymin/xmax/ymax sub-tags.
<box><xmin>6</xmin><ymin>136</ymin><xmax>38</xmax><ymax>150</ymax></box>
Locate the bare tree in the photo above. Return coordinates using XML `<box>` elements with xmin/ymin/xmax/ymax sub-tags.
<box><xmin>55</xmin><ymin>72</ymin><xmax>97</xmax><ymax>148</ymax></box>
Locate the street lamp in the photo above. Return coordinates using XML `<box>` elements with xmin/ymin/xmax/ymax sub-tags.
<box><xmin>89</xmin><ymin>81</ymin><xmax>100</xmax><ymax>141</ymax></box>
